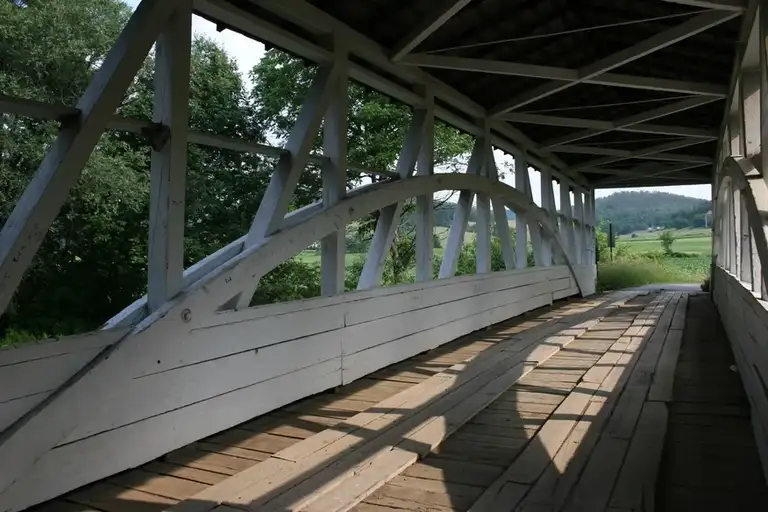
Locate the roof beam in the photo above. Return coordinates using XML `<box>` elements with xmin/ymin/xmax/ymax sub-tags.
<box><xmin>659</xmin><ymin>0</ymin><xmax>746</xmax><ymax>12</ymax></box>
<box><xmin>552</xmin><ymin>144</ymin><xmax>713</xmax><ymax>163</ymax></box>
<box><xmin>571</xmin><ymin>139</ymin><xmax>704</xmax><ymax>171</ymax></box>
<box><xmin>592</xmin><ymin>162</ymin><xmax>708</xmax><ymax>186</ymax></box>
<box><xmin>400</xmin><ymin>54</ymin><xmax>727</xmax><ymax>96</ymax></box>
<box><xmin>542</xmin><ymin>96</ymin><xmax>720</xmax><ymax>147</ymax></box>
<box><xmin>489</xmin><ymin>10</ymin><xmax>739</xmax><ymax>115</ymax></box>
<box><xmin>391</xmin><ymin>0</ymin><xmax>473</xmax><ymax>61</ymax></box>
<box><xmin>582</xmin><ymin>162</ymin><xmax>706</xmax><ymax>177</ymax></box>
<box><xmin>501</xmin><ymin>112</ymin><xmax>717</xmax><ymax>139</ymax></box>
<box><xmin>571</xmin><ymin>137</ymin><xmax>710</xmax><ymax>170</ymax></box>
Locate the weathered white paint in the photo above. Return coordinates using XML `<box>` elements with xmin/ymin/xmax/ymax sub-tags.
<box><xmin>320</xmin><ymin>38</ymin><xmax>348</xmax><ymax>296</ymax></box>
<box><xmin>0</xmin><ymin>265</ymin><xmax>590</xmax><ymax>511</ymax></box>
<box><xmin>0</xmin><ymin>0</ymin><xmax>180</xmax><ymax>318</ymax></box>
<box><xmin>476</xmin><ymin>136</ymin><xmax>493</xmax><ymax>274</ymax></box>
<box><xmin>0</xmin><ymin>329</ymin><xmax>127</xmax><ymax>435</ymax></box>
<box><xmin>540</xmin><ymin>167</ymin><xmax>556</xmax><ymax>266</ymax></box>
<box><xmin>415</xmin><ymin>89</ymin><xmax>435</xmax><ymax>282</ymax></box>
<box><xmin>514</xmin><ymin>153</ymin><xmax>529</xmax><ymax>269</ymax></box>
<box><xmin>147</xmin><ymin>1</ymin><xmax>191</xmax><ymax>311</ymax></box>
<box><xmin>713</xmin><ymin>267</ymin><xmax>768</xmax><ymax>484</ymax></box>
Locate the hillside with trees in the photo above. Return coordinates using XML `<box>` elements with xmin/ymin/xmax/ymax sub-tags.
<box><xmin>595</xmin><ymin>191</ymin><xmax>710</xmax><ymax>234</ymax></box>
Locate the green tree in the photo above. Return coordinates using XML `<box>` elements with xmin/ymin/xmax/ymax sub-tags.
<box><xmin>659</xmin><ymin>230</ymin><xmax>676</xmax><ymax>256</ymax></box>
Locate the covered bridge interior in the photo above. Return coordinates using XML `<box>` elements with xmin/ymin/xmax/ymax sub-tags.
<box><xmin>1</xmin><ymin>0</ymin><xmax>768</xmax><ymax>511</ymax></box>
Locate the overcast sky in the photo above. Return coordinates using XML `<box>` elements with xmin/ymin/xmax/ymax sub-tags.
<box><xmin>126</xmin><ymin>1</ymin><xmax>711</xmax><ymax>203</ymax></box>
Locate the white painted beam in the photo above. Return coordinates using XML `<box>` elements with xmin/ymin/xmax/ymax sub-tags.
<box><xmin>551</xmin><ymin>145</ymin><xmax>713</xmax><ymax>164</ymax></box>
<box><xmin>401</xmin><ymin>54</ymin><xmax>727</xmax><ymax>97</ymax></box>
<box><xmin>0</xmin><ymin>0</ymin><xmax>179</xmax><ymax>318</ymax></box>
<box><xmin>741</xmin><ymin>69</ymin><xmax>760</xmax><ymax>158</ymax></box>
<box><xmin>501</xmin><ymin>112</ymin><xmax>717</xmax><ymax>140</ymax></box>
<box><xmin>489</xmin><ymin>149</ymin><xmax>516</xmax><ymax>270</ymax></box>
<box><xmin>147</xmin><ymin>2</ymin><xmax>192</xmax><ymax>312</ymax></box>
<box><xmin>391</xmin><ymin>0</ymin><xmax>473</xmax><ymax>61</ymax></box>
<box><xmin>539</xmin><ymin>167</ymin><xmax>556</xmax><ymax>266</ymax></box>
<box><xmin>490</xmin><ymin>11</ymin><xmax>738</xmax><ymax>115</ymax></box>
<box><xmin>320</xmin><ymin>40</ymin><xmax>348</xmax><ymax>296</ymax></box>
<box><xmin>514</xmin><ymin>154</ymin><xmax>530</xmax><ymax>269</ymax></box>
<box><xmin>543</xmin><ymin>97</ymin><xmax>719</xmax><ymax>147</ymax></box>
<box><xmin>475</xmin><ymin>132</ymin><xmax>493</xmax><ymax>274</ymax></box>
<box><xmin>574</xmin><ymin>191</ymin><xmax>585</xmax><ymax>264</ymax></box>
<box><xmin>571</xmin><ymin>138</ymin><xmax>709</xmax><ymax>171</ymax></box>
<box><xmin>560</xmin><ymin>185</ymin><xmax>576</xmax><ymax>262</ymax></box>
<box><xmin>415</xmin><ymin>90</ymin><xmax>436</xmax><ymax>282</ymax></box>
<box><xmin>358</xmin><ymin>110</ymin><xmax>427</xmax><ymax>289</ymax></box>
<box><xmin>440</xmin><ymin>139</ymin><xmax>485</xmax><ymax>278</ymax></box>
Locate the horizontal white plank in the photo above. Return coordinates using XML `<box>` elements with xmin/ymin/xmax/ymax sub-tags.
<box><xmin>0</xmin><ymin>329</ymin><xmax>126</xmax><ymax>433</ymax></box>
<box><xmin>199</xmin><ymin>266</ymin><xmax>565</xmax><ymax>328</ymax></box>
<box><xmin>0</xmin><ymin>328</ymin><xmax>125</xmax><ymax>366</ymax></box>
<box><xmin>63</xmin><ymin>334</ymin><xmax>341</xmax><ymax>443</ymax></box>
<box><xmin>342</xmin><ymin>292</ymin><xmax>553</xmax><ymax>383</ymax></box>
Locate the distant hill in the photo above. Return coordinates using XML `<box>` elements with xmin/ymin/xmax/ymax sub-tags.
<box><xmin>596</xmin><ymin>191</ymin><xmax>710</xmax><ymax>235</ymax></box>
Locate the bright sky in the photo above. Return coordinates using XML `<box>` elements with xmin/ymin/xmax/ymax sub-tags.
<box><xmin>126</xmin><ymin>0</ymin><xmax>712</xmax><ymax>204</ymax></box>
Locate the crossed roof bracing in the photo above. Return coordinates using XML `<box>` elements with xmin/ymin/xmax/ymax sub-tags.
<box><xmin>214</xmin><ymin>0</ymin><xmax>745</xmax><ymax>188</ymax></box>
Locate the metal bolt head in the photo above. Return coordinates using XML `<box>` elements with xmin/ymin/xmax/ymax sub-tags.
<box><xmin>181</xmin><ymin>309</ymin><xmax>192</xmax><ymax>323</ymax></box>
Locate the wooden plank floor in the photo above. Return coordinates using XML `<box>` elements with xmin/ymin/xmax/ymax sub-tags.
<box><xmin>30</xmin><ymin>291</ymin><xmax>768</xmax><ymax>512</ymax></box>
<box><xmin>655</xmin><ymin>294</ymin><xmax>768</xmax><ymax>511</ymax></box>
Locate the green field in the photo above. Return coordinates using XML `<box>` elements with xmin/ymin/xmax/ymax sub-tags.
<box><xmin>616</xmin><ymin>228</ymin><xmax>712</xmax><ymax>255</ymax></box>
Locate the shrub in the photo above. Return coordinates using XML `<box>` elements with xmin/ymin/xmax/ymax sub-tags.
<box><xmin>659</xmin><ymin>230</ymin><xmax>676</xmax><ymax>255</ymax></box>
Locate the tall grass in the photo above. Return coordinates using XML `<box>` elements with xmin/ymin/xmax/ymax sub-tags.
<box><xmin>596</xmin><ymin>252</ymin><xmax>709</xmax><ymax>291</ymax></box>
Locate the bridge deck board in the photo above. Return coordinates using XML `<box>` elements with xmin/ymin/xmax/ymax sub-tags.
<box><xmin>30</xmin><ymin>291</ymin><xmax>767</xmax><ymax>512</ymax></box>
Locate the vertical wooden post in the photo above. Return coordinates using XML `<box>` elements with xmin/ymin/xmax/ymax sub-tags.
<box><xmin>0</xmin><ymin>0</ymin><xmax>179</xmax><ymax>317</ymax></box>
<box><xmin>475</xmin><ymin>125</ymin><xmax>492</xmax><ymax>274</ymax></box>
<box><xmin>147</xmin><ymin>1</ymin><xmax>192</xmax><ymax>312</ymax></box>
<box><xmin>559</xmin><ymin>184</ymin><xmax>576</xmax><ymax>264</ymax></box>
<box><xmin>539</xmin><ymin>167</ymin><xmax>556</xmax><ymax>266</ymax></box>
<box><xmin>574</xmin><ymin>190</ymin><xmax>585</xmax><ymax>265</ymax></box>
<box><xmin>320</xmin><ymin>40</ymin><xmax>348</xmax><ymax>296</ymax></box>
<box><xmin>514</xmin><ymin>153</ymin><xmax>529</xmax><ymax>269</ymax></box>
<box><xmin>415</xmin><ymin>89</ymin><xmax>435</xmax><ymax>282</ymax></box>
<box><xmin>489</xmin><ymin>148</ymin><xmax>516</xmax><ymax>270</ymax></box>
<box><xmin>740</xmin><ymin>192</ymin><xmax>753</xmax><ymax>284</ymax></box>
<box><xmin>439</xmin><ymin>138</ymin><xmax>485</xmax><ymax>278</ymax></box>
<box><xmin>733</xmin><ymin>188</ymin><xmax>742</xmax><ymax>278</ymax></box>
